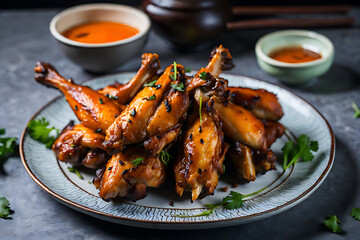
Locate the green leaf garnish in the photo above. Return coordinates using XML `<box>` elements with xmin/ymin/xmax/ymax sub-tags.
<box><xmin>143</xmin><ymin>79</ymin><xmax>158</xmax><ymax>87</ymax></box>
<box><xmin>27</xmin><ymin>118</ymin><xmax>59</xmax><ymax>149</ymax></box>
<box><xmin>351</xmin><ymin>208</ymin><xmax>360</xmax><ymax>220</ymax></box>
<box><xmin>99</xmin><ymin>98</ymin><xmax>104</xmax><ymax>104</ymax></box>
<box><xmin>160</xmin><ymin>150</ymin><xmax>173</xmax><ymax>165</ymax></box>
<box><xmin>170</xmin><ymin>82</ymin><xmax>185</xmax><ymax>92</ymax></box>
<box><xmin>170</xmin><ymin>61</ymin><xmax>177</xmax><ymax>80</ymax></box>
<box><xmin>282</xmin><ymin>134</ymin><xmax>319</xmax><ymax>170</ymax></box>
<box><xmin>185</xmin><ymin>67</ymin><xmax>192</xmax><ymax>73</ymax></box>
<box><xmin>324</xmin><ymin>215</ymin><xmax>342</xmax><ymax>233</ymax></box>
<box><xmin>145</xmin><ymin>95</ymin><xmax>156</xmax><ymax>101</ymax></box>
<box><xmin>199</xmin><ymin>96</ymin><xmax>203</xmax><ymax>124</ymax></box>
<box><xmin>0</xmin><ymin>197</ymin><xmax>11</xmax><ymax>219</ymax></box>
<box><xmin>199</xmin><ymin>71</ymin><xmax>206</xmax><ymax>80</ymax></box>
<box><xmin>67</xmin><ymin>167</ymin><xmax>84</xmax><ymax>179</ymax></box>
<box><xmin>351</xmin><ymin>102</ymin><xmax>360</xmax><ymax>118</ymax></box>
<box><xmin>131</xmin><ymin>157</ymin><xmax>144</xmax><ymax>167</ymax></box>
<box><xmin>0</xmin><ymin>129</ymin><xmax>17</xmax><ymax>164</ymax></box>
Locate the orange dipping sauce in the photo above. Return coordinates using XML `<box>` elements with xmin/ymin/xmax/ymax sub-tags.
<box><xmin>62</xmin><ymin>21</ymin><xmax>139</xmax><ymax>44</ymax></box>
<box><xmin>269</xmin><ymin>46</ymin><xmax>322</xmax><ymax>64</ymax></box>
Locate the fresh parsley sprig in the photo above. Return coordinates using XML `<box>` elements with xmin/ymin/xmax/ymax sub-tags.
<box><xmin>351</xmin><ymin>102</ymin><xmax>360</xmax><ymax>118</ymax></box>
<box><xmin>27</xmin><ymin>117</ymin><xmax>59</xmax><ymax>149</ymax></box>
<box><xmin>282</xmin><ymin>134</ymin><xmax>319</xmax><ymax>170</ymax></box>
<box><xmin>324</xmin><ymin>215</ymin><xmax>342</xmax><ymax>233</ymax></box>
<box><xmin>0</xmin><ymin>197</ymin><xmax>12</xmax><ymax>219</ymax></box>
<box><xmin>131</xmin><ymin>157</ymin><xmax>144</xmax><ymax>167</ymax></box>
<box><xmin>0</xmin><ymin>129</ymin><xmax>17</xmax><ymax>164</ymax></box>
<box><xmin>67</xmin><ymin>167</ymin><xmax>84</xmax><ymax>179</ymax></box>
<box><xmin>351</xmin><ymin>208</ymin><xmax>360</xmax><ymax>221</ymax></box>
<box><xmin>171</xmin><ymin>82</ymin><xmax>185</xmax><ymax>92</ymax></box>
<box><xmin>160</xmin><ymin>150</ymin><xmax>172</xmax><ymax>166</ymax></box>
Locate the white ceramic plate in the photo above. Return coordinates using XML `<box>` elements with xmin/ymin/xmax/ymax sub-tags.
<box><xmin>20</xmin><ymin>73</ymin><xmax>335</xmax><ymax>229</ymax></box>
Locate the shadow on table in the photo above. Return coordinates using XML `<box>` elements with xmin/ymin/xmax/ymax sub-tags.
<box><xmin>60</xmin><ymin>137</ymin><xmax>357</xmax><ymax>240</ymax></box>
<box><xmin>297</xmin><ymin>64</ymin><xmax>360</xmax><ymax>94</ymax></box>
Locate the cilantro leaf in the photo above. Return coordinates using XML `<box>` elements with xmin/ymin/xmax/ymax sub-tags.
<box><xmin>185</xmin><ymin>67</ymin><xmax>192</xmax><ymax>73</ymax></box>
<box><xmin>67</xmin><ymin>167</ymin><xmax>84</xmax><ymax>179</ymax></box>
<box><xmin>0</xmin><ymin>129</ymin><xmax>17</xmax><ymax>171</ymax></box>
<box><xmin>27</xmin><ymin>118</ymin><xmax>59</xmax><ymax>149</ymax></box>
<box><xmin>222</xmin><ymin>191</ymin><xmax>244</xmax><ymax>209</ymax></box>
<box><xmin>143</xmin><ymin>80</ymin><xmax>157</xmax><ymax>87</ymax></box>
<box><xmin>352</xmin><ymin>102</ymin><xmax>360</xmax><ymax>118</ymax></box>
<box><xmin>0</xmin><ymin>197</ymin><xmax>11</xmax><ymax>219</ymax></box>
<box><xmin>199</xmin><ymin>71</ymin><xmax>207</xmax><ymax>80</ymax></box>
<box><xmin>131</xmin><ymin>157</ymin><xmax>144</xmax><ymax>167</ymax></box>
<box><xmin>324</xmin><ymin>215</ymin><xmax>342</xmax><ymax>233</ymax></box>
<box><xmin>170</xmin><ymin>82</ymin><xmax>185</xmax><ymax>92</ymax></box>
<box><xmin>351</xmin><ymin>208</ymin><xmax>360</xmax><ymax>221</ymax></box>
<box><xmin>282</xmin><ymin>134</ymin><xmax>319</xmax><ymax>170</ymax></box>
<box><xmin>160</xmin><ymin>150</ymin><xmax>173</xmax><ymax>165</ymax></box>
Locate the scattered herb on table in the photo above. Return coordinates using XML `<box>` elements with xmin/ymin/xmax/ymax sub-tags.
<box><xmin>351</xmin><ymin>102</ymin><xmax>360</xmax><ymax>118</ymax></box>
<box><xmin>0</xmin><ymin>197</ymin><xmax>12</xmax><ymax>219</ymax></box>
<box><xmin>282</xmin><ymin>134</ymin><xmax>318</xmax><ymax>170</ymax></box>
<box><xmin>143</xmin><ymin>79</ymin><xmax>157</xmax><ymax>87</ymax></box>
<box><xmin>67</xmin><ymin>167</ymin><xmax>84</xmax><ymax>179</ymax></box>
<box><xmin>160</xmin><ymin>150</ymin><xmax>173</xmax><ymax>166</ymax></box>
<box><xmin>171</xmin><ymin>82</ymin><xmax>185</xmax><ymax>92</ymax></box>
<box><xmin>351</xmin><ymin>208</ymin><xmax>360</xmax><ymax>221</ymax></box>
<box><xmin>0</xmin><ymin>129</ymin><xmax>17</xmax><ymax>164</ymax></box>
<box><xmin>132</xmin><ymin>157</ymin><xmax>144</xmax><ymax>167</ymax></box>
<box><xmin>27</xmin><ymin>117</ymin><xmax>59</xmax><ymax>149</ymax></box>
<box><xmin>324</xmin><ymin>215</ymin><xmax>342</xmax><ymax>233</ymax></box>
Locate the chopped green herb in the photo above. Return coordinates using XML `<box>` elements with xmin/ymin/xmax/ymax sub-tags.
<box><xmin>143</xmin><ymin>80</ymin><xmax>158</xmax><ymax>87</ymax></box>
<box><xmin>160</xmin><ymin>150</ymin><xmax>173</xmax><ymax>165</ymax></box>
<box><xmin>146</xmin><ymin>95</ymin><xmax>156</xmax><ymax>101</ymax></box>
<box><xmin>99</xmin><ymin>98</ymin><xmax>104</xmax><ymax>104</ymax></box>
<box><xmin>0</xmin><ymin>129</ymin><xmax>17</xmax><ymax>165</ymax></box>
<box><xmin>199</xmin><ymin>71</ymin><xmax>206</xmax><ymax>80</ymax></box>
<box><xmin>27</xmin><ymin>118</ymin><xmax>59</xmax><ymax>149</ymax></box>
<box><xmin>170</xmin><ymin>82</ymin><xmax>185</xmax><ymax>92</ymax></box>
<box><xmin>324</xmin><ymin>215</ymin><xmax>342</xmax><ymax>233</ymax></box>
<box><xmin>170</xmin><ymin>61</ymin><xmax>177</xmax><ymax>80</ymax></box>
<box><xmin>185</xmin><ymin>67</ymin><xmax>192</xmax><ymax>73</ymax></box>
<box><xmin>108</xmin><ymin>95</ymin><xmax>118</xmax><ymax>100</ymax></box>
<box><xmin>0</xmin><ymin>197</ymin><xmax>11</xmax><ymax>219</ymax></box>
<box><xmin>131</xmin><ymin>157</ymin><xmax>144</xmax><ymax>167</ymax></box>
<box><xmin>67</xmin><ymin>167</ymin><xmax>84</xmax><ymax>179</ymax></box>
<box><xmin>351</xmin><ymin>102</ymin><xmax>360</xmax><ymax>118</ymax></box>
<box><xmin>351</xmin><ymin>208</ymin><xmax>360</xmax><ymax>220</ymax></box>
<box><xmin>88</xmin><ymin>181</ymin><xmax>92</xmax><ymax>184</ymax></box>
<box><xmin>199</xmin><ymin>96</ymin><xmax>203</xmax><ymax>124</ymax></box>
<box><xmin>222</xmin><ymin>164</ymin><xmax>226</xmax><ymax>173</ymax></box>
<box><xmin>282</xmin><ymin>134</ymin><xmax>318</xmax><ymax>170</ymax></box>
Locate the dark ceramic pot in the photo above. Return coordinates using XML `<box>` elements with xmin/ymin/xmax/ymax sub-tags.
<box><xmin>142</xmin><ymin>0</ymin><xmax>231</xmax><ymax>51</ymax></box>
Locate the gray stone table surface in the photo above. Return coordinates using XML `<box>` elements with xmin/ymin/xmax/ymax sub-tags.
<box><xmin>1</xmin><ymin>8</ymin><xmax>360</xmax><ymax>240</ymax></box>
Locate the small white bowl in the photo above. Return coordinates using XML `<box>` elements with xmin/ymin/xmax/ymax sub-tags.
<box><xmin>255</xmin><ymin>30</ymin><xmax>334</xmax><ymax>85</ymax></box>
<box><xmin>50</xmin><ymin>3</ymin><xmax>151</xmax><ymax>73</ymax></box>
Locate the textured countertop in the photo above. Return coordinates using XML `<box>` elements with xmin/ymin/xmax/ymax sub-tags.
<box><xmin>1</xmin><ymin>8</ymin><xmax>359</xmax><ymax>240</ymax></box>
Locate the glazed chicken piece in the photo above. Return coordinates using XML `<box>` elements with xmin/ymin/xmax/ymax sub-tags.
<box><xmin>82</xmin><ymin>149</ymin><xmax>109</xmax><ymax>169</ymax></box>
<box><xmin>213</xmin><ymin>99</ymin><xmax>267</xmax><ymax>151</ymax></box>
<box><xmin>264</xmin><ymin>120</ymin><xmax>285</xmax><ymax>148</ymax></box>
<box><xmin>99</xmin><ymin>147</ymin><xmax>166</xmax><ymax>201</ymax></box>
<box><xmin>174</xmin><ymin>108</ymin><xmax>229</xmax><ymax>201</ymax></box>
<box><xmin>228</xmin><ymin>87</ymin><xmax>283</xmax><ymax>121</ymax></box>
<box><xmin>228</xmin><ymin>142</ymin><xmax>256</xmax><ymax>182</ymax></box>
<box><xmin>253</xmin><ymin>149</ymin><xmax>277</xmax><ymax>174</ymax></box>
<box><xmin>53</xmin><ymin>121</ymin><xmax>109</xmax><ymax>165</ymax></box>
<box><xmin>99</xmin><ymin>53</ymin><xmax>160</xmax><ymax>104</ymax></box>
<box><xmin>34</xmin><ymin>62</ymin><xmax>121</xmax><ymax>133</ymax></box>
<box><xmin>205</xmin><ymin>44</ymin><xmax>234</xmax><ymax>78</ymax></box>
<box><xmin>104</xmin><ymin>64</ymin><xmax>184</xmax><ymax>150</ymax></box>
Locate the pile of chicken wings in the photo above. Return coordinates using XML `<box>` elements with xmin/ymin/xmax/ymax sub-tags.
<box><xmin>34</xmin><ymin>45</ymin><xmax>285</xmax><ymax>202</ymax></box>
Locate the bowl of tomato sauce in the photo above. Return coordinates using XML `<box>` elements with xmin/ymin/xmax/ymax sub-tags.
<box><xmin>255</xmin><ymin>30</ymin><xmax>334</xmax><ymax>85</ymax></box>
<box><xmin>50</xmin><ymin>3</ymin><xmax>151</xmax><ymax>73</ymax></box>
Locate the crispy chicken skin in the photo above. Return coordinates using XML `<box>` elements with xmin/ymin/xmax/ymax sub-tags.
<box><xmin>228</xmin><ymin>87</ymin><xmax>284</xmax><ymax>121</ymax></box>
<box><xmin>174</xmin><ymin>108</ymin><xmax>229</xmax><ymax>201</ymax></box>
<box><xmin>213</xmin><ymin>99</ymin><xmax>267</xmax><ymax>151</ymax></box>
<box><xmin>53</xmin><ymin>121</ymin><xmax>109</xmax><ymax>165</ymax></box>
<box><xmin>228</xmin><ymin>142</ymin><xmax>256</xmax><ymax>182</ymax></box>
<box><xmin>99</xmin><ymin>147</ymin><xmax>166</xmax><ymax>201</ymax></box>
<box><xmin>99</xmin><ymin>53</ymin><xmax>160</xmax><ymax>104</ymax></box>
<box><xmin>104</xmin><ymin>64</ymin><xmax>184</xmax><ymax>150</ymax></box>
<box><xmin>264</xmin><ymin>120</ymin><xmax>285</xmax><ymax>148</ymax></box>
<box><xmin>34</xmin><ymin>62</ymin><xmax>121</xmax><ymax>133</ymax></box>
<box><xmin>82</xmin><ymin>149</ymin><xmax>109</xmax><ymax>169</ymax></box>
<box><xmin>205</xmin><ymin>45</ymin><xmax>234</xmax><ymax>78</ymax></box>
